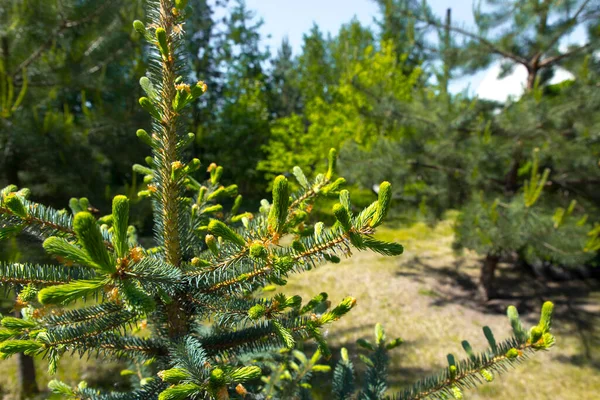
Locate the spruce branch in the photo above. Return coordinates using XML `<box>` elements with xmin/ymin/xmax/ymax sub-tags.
<box><xmin>0</xmin><ymin>262</ymin><xmax>96</xmax><ymax>287</ymax></box>
<box><xmin>392</xmin><ymin>302</ymin><xmax>556</xmax><ymax>400</ymax></box>
<box><xmin>42</xmin><ymin>309</ymin><xmax>143</xmax><ymax>347</ymax></box>
<box><xmin>0</xmin><ymin>193</ymin><xmax>114</xmax><ymax>250</ymax></box>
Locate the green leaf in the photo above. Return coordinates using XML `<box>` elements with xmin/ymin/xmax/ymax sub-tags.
<box><xmin>157</xmin><ymin>368</ymin><xmax>190</xmax><ymax>383</ymax></box>
<box><xmin>205</xmin><ymin>234</ymin><xmax>219</xmax><ymax>255</ymax></box>
<box><xmin>73</xmin><ymin>212</ymin><xmax>114</xmax><ymax>273</ymax></box>
<box><xmin>537</xmin><ymin>301</ymin><xmax>554</xmax><ymax>333</ymax></box>
<box><xmin>321</xmin><ymin>177</ymin><xmax>346</xmax><ymax>196</ymax></box>
<box><xmin>132</xmin><ymin>20</ymin><xmax>146</xmax><ymax>36</ymax></box>
<box><xmin>136</xmin><ymin>129</ymin><xmax>154</xmax><ymax>148</ymax></box>
<box><xmin>461</xmin><ymin>340</ymin><xmax>476</xmax><ymax>361</ymax></box>
<box><xmin>249</xmin><ymin>243</ymin><xmax>268</xmax><ymax>260</ymax></box>
<box><xmin>375</xmin><ymin>323</ymin><xmax>385</xmax><ymax>345</ymax></box>
<box><xmin>37</xmin><ymin>279</ymin><xmax>105</xmax><ymax>305</ymax></box>
<box><xmin>208</xmin><ymin>219</ymin><xmax>245</xmax><ymax>247</ymax></box>
<box><xmin>311</xmin><ymin>365</ymin><xmax>331</xmax><ymax>373</ymax></box>
<box><xmin>1</xmin><ymin>184</ymin><xmax>17</xmax><ymax>197</ymax></box>
<box><xmin>321</xmin><ymin>297</ymin><xmax>356</xmax><ymax>323</ymax></box>
<box><xmin>48</xmin><ymin>379</ymin><xmax>75</xmax><ymax>397</ymax></box>
<box><xmin>357</xmin><ymin>338</ymin><xmax>375</xmax><ymax>351</ymax></box>
<box><xmin>482</xmin><ymin>326</ymin><xmax>497</xmax><ymax>352</ymax></box>
<box><xmin>228</xmin><ymin>366</ymin><xmax>262</xmax><ymax>382</ymax></box>
<box><xmin>231</xmin><ymin>194</ymin><xmax>243</xmax><ymax>215</ymax></box>
<box><xmin>139</xmin><ymin>77</ymin><xmax>157</xmax><ymax>100</ymax></box>
<box><xmin>300</xmin><ymin>292</ymin><xmax>328</xmax><ymax>314</ymax></box>
<box><xmin>370</xmin><ymin>181</ymin><xmax>392</xmax><ymax>227</ymax></box>
<box><xmin>43</xmin><ymin>237</ymin><xmax>100</xmax><ymax>269</ymax></box>
<box><xmin>155</xmin><ymin>28</ymin><xmax>169</xmax><ymax>59</ymax></box>
<box><xmin>112</xmin><ymin>196</ymin><xmax>130</xmax><ymax>258</ymax></box>
<box><xmin>386</xmin><ymin>337</ymin><xmax>403</xmax><ymax>350</ymax></box>
<box><xmin>339</xmin><ymin>190</ymin><xmax>351</xmax><ymax>211</ymax></box>
<box><xmin>3</xmin><ymin>194</ymin><xmax>28</xmax><ymax>218</ymax></box>
<box><xmin>1</xmin><ymin>317</ymin><xmax>36</xmax><ymax>330</ymax></box>
<box><xmin>120</xmin><ymin>281</ymin><xmax>156</xmax><ymax>312</ymax></box>
<box><xmin>326</xmin><ymin>148</ymin><xmax>337</xmax><ymax>180</ymax></box>
<box><xmin>0</xmin><ymin>225</ymin><xmax>23</xmax><ymax>241</ymax></box>
<box><xmin>268</xmin><ymin>175</ymin><xmax>290</xmax><ymax>234</ymax></box>
<box><xmin>273</xmin><ymin>320</ymin><xmax>295</xmax><ymax>348</ymax></box>
<box><xmin>158</xmin><ymin>383</ymin><xmax>201</xmax><ymax>400</ymax></box>
<box><xmin>139</xmin><ymin>97</ymin><xmax>161</xmax><ymax>121</ymax></box>
<box><xmin>362</xmin><ymin>236</ymin><xmax>404</xmax><ymax>256</ymax></box>
<box><xmin>333</xmin><ymin>203</ymin><xmax>352</xmax><ymax>232</ymax></box>
<box><xmin>0</xmin><ymin>328</ymin><xmax>18</xmax><ymax>341</ymax></box>
<box><xmin>0</xmin><ymin>339</ymin><xmax>42</xmax><ymax>356</ymax></box>
<box><xmin>507</xmin><ymin>305</ymin><xmax>527</xmax><ymax>341</ymax></box>
<box><xmin>292</xmin><ymin>166</ymin><xmax>310</xmax><ymax>189</ymax></box>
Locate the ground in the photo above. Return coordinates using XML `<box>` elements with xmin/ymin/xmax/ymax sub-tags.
<box><xmin>0</xmin><ymin>218</ymin><xmax>599</xmax><ymax>399</ymax></box>
<box><xmin>284</xmin><ymin>218</ymin><xmax>600</xmax><ymax>399</ymax></box>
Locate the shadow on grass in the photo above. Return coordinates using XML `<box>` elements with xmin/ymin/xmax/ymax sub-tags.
<box><xmin>397</xmin><ymin>254</ymin><xmax>600</xmax><ymax>370</ymax></box>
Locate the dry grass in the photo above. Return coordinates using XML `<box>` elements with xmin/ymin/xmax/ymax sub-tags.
<box><xmin>283</xmin><ymin>217</ymin><xmax>600</xmax><ymax>399</ymax></box>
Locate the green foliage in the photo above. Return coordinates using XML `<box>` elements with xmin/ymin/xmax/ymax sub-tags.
<box><xmin>0</xmin><ymin>1</ymin><xmax>562</xmax><ymax>399</ymax></box>
<box><xmin>37</xmin><ymin>279</ymin><xmax>105</xmax><ymax>305</ymax></box>
<box><xmin>112</xmin><ymin>195</ymin><xmax>130</xmax><ymax>258</ymax></box>
<box><xmin>455</xmin><ymin>149</ymin><xmax>595</xmax><ymax>269</ymax></box>
<box><xmin>73</xmin><ymin>212</ymin><xmax>114</xmax><ymax>273</ymax></box>
<box><xmin>43</xmin><ymin>237</ymin><xmax>99</xmax><ymax>270</ymax></box>
<box><xmin>0</xmin><ymin>0</ymin><xmax>150</xmax><ymax>206</ymax></box>
<box><xmin>259</xmin><ymin>40</ymin><xmax>422</xmax><ymax>180</ymax></box>
<box><xmin>325</xmin><ymin>302</ymin><xmax>556</xmax><ymax>399</ymax></box>
<box><xmin>258</xmin><ymin>348</ymin><xmax>331</xmax><ymax>398</ymax></box>
<box><xmin>267</xmin><ymin>175</ymin><xmax>290</xmax><ymax>235</ymax></box>
<box><xmin>337</xmin><ymin>2</ymin><xmax>600</xmax><ymax>299</ymax></box>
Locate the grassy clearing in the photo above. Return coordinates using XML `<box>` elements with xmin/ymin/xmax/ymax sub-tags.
<box><xmin>1</xmin><ymin>217</ymin><xmax>598</xmax><ymax>399</ymax></box>
<box><xmin>283</xmin><ymin>217</ymin><xmax>600</xmax><ymax>399</ymax></box>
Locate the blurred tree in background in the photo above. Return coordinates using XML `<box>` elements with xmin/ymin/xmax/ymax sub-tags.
<box><xmin>337</xmin><ymin>0</ymin><xmax>600</xmax><ymax>299</ymax></box>
<box><xmin>0</xmin><ymin>0</ymin><xmax>150</xmax><ymax>211</ymax></box>
<box><xmin>191</xmin><ymin>0</ymin><xmax>273</xmax><ymax>198</ymax></box>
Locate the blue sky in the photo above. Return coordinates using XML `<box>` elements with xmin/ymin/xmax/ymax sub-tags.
<box><xmin>244</xmin><ymin>0</ymin><xmax>477</xmax><ymax>54</ymax></box>
<box><xmin>241</xmin><ymin>0</ymin><xmax>587</xmax><ymax>99</ymax></box>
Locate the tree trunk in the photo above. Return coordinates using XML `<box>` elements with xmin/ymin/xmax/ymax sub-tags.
<box><xmin>526</xmin><ymin>65</ymin><xmax>539</xmax><ymax>91</ymax></box>
<box><xmin>14</xmin><ymin>310</ymin><xmax>38</xmax><ymax>399</ymax></box>
<box><xmin>504</xmin><ymin>146</ymin><xmax>522</xmax><ymax>195</ymax></box>
<box><xmin>480</xmin><ymin>253</ymin><xmax>500</xmax><ymax>301</ymax></box>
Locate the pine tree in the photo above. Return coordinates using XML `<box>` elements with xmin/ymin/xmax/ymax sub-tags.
<box><xmin>193</xmin><ymin>0</ymin><xmax>272</xmax><ymax>199</ymax></box>
<box><xmin>372</xmin><ymin>0</ymin><xmax>433</xmax><ymax>72</ymax></box>
<box><xmin>418</xmin><ymin>0</ymin><xmax>600</xmax><ymax>191</ymax></box>
<box><xmin>297</xmin><ymin>25</ymin><xmax>335</xmax><ymax>105</ymax></box>
<box><xmin>270</xmin><ymin>38</ymin><xmax>302</xmax><ymax>119</ymax></box>
<box><xmin>0</xmin><ymin>1</ymin><xmax>555</xmax><ymax>399</ymax></box>
<box><xmin>455</xmin><ymin>149</ymin><xmax>595</xmax><ymax>299</ymax></box>
<box><xmin>0</xmin><ymin>0</ymin><xmax>151</xmax><ymax>207</ymax></box>
<box><xmin>338</xmin><ymin>1</ymin><xmax>600</xmax><ymax>299</ymax></box>
<box><xmin>419</xmin><ymin>0</ymin><xmax>600</xmax><ymax>91</ymax></box>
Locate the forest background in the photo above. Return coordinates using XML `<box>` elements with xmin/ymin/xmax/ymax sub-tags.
<box><xmin>1</xmin><ymin>0</ymin><xmax>600</xmax><ymax>398</ymax></box>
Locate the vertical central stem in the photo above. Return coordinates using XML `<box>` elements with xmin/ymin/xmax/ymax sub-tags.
<box><xmin>156</xmin><ymin>0</ymin><xmax>188</xmax><ymax>338</ymax></box>
<box><xmin>158</xmin><ymin>0</ymin><xmax>181</xmax><ymax>268</ymax></box>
